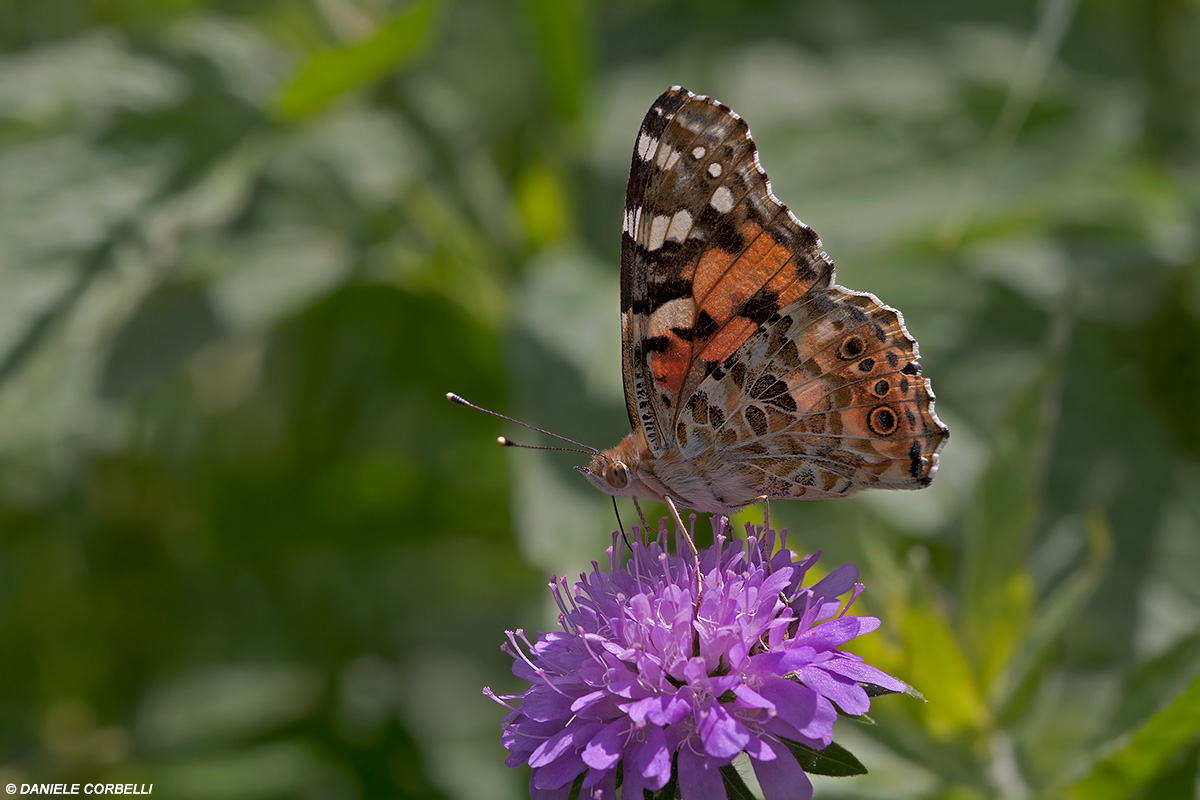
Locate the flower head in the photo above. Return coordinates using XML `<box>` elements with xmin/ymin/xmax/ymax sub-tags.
<box><xmin>485</xmin><ymin>517</ymin><xmax>906</xmax><ymax>800</ymax></box>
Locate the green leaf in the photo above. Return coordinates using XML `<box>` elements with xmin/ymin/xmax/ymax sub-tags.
<box><xmin>862</xmin><ymin>680</ymin><xmax>914</xmax><ymax>699</ymax></box>
<box><xmin>273</xmin><ymin>0</ymin><xmax>441</xmax><ymax>120</ymax></box>
<box><xmin>779</xmin><ymin>739</ymin><xmax>868</xmax><ymax>778</ymax></box>
<box><xmin>521</xmin><ymin>0</ymin><xmax>590</xmax><ymax>122</ymax></box>
<box><xmin>903</xmin><ymin>603</ymin><xmax>987</xmax><ymax>737</ymax></box>
<box><xmin>514</xmin><ymin>162</ymin><xmax>570</xmax><ymax>247</ymax></box>
<box><xmin>993</xmin><ymin>511</ymin><xmax>1111</xmax><ymax>723</ymax></box>
<box><xmin>720</xmin><ymin>763</ymin><xmax>758</xmax><ymax>800</ymax></box>
<box><xmin>961</xmin><ymin>300</ymin><xmax>1074</xmax><ymax>689</ymax></box>
<box><xmin>99</xmin><ymin>281</ymin><xmax>225</xmax><ymax>402</ymax></box>
<box><xmin>1058</xmin><ymin>668</ymin><xmax>1200</xmax><ymax>800</ymax></box>
<box><xmin>1110</xmin><ymin>632</ymin><xmax>1200</xmax><ymax>739</ymax></box>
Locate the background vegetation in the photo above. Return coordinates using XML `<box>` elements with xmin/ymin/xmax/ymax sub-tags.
<box><xmin>1</xmin><ymin>0</ymin><xmax>1198</xmax><ymax>798</ymax></box>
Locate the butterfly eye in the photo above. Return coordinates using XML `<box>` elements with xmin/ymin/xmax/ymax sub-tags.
<box><xmin>606</xmin><ymin>461</ymin><xmax>631</xmax><ymax>489</ymax></box>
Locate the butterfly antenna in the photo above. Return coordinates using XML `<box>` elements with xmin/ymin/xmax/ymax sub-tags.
<box><xmin>446</xmin><ymin>393</ymin><xmax>599</xmax><ymax>455</ymax></box>
<box><xmin>496</xmin><ymin>436</ymin><xmax>595</xmax><ymax>457</ymax></box>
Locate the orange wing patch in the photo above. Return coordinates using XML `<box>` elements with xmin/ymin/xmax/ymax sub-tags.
<box><xmin>648</xmin><ymin>331</ymin><xmax>692</xmax><ymax>402</ymax></box>
<box><xmin>692</xmin><ymin>223</ymin><xmax>811</xmax><ymax>362</ymax></box>
<box><xmin>650</xmin><ymin>223</ymin><xmax>824</xmax><ymax>405</ymax></box>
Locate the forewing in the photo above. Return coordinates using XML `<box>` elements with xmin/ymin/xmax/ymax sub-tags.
<box><xmin>620</xmin><ymin>86</ymin><xmax>833</xmax><ymax>456</ymax></box>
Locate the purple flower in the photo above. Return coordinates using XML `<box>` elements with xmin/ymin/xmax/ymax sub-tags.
<box><xmin>484</xmin><ymin>517</ymin><xmax>907</xmax><ymax>800</ymax></box>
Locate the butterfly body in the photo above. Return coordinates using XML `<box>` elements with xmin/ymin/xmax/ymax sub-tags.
<box><xmin>582</xmin><ymin>87</ymin><xmax>948</xmax><ymax>513</ymax></box>
<box><xmin>581</xmin><ymin>429</ymin><xmax>757</xmax><ymax>514</ymax></box>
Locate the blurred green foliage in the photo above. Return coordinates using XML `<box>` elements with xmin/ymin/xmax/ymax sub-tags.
<box><xmin>1</xmin><ymin>0</ymin><xmax>1198</xmax><ymax>798</ymax></box>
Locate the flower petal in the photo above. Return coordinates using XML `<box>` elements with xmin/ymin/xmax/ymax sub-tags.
<box><xmin>823</xmin><ymin>657</ymin><xmax>906</xmax><ymax>692</ymax></box>
<box><xmin>760</xmin><ymin>715</ymin><xmax>826</xmax><ymax>750</ymax></box>
<box><xmin>683</xmin><ymin>656</ymin><xmax>710</xmax><ymax>687</ymax></box>
<box><xmin>758</xmin><ymin>677</ymin><xmax>836</xmax><ymax>744</ymax></box>
<box><xmin>529</xmin><ymin>775</ymin><xmax>573</xmax><ymax>800</ymax></box>
<box><xmin>530</xmin><ymin>721</ymin><xmax>602</xmax><ymax>768</ymax></box>
<box><xmin>732</xmin><ymin>683</ymin><xmax>773</xmax><ymax>712</ymax></box>
<box><xmin>568</xmin><ymin>689</ymin><xmax>606</xmax><ymax>716</ymax></box>
<box><xmin>635</xmin><ymin>724</ymin><xmax>672</xmax><ymax>790</ymax></box>
<box><xmin>678</xmin><ymin>745</ymin><xmax>726</xmax><ymax>800</ymax></box>
<box><xmin>592</xmin><ymin>766</ymin><xmax>618</xmax><ymax>799</ymax></box>
<box><xmin>808</xmin><ymin>563</ymin><xmax>858</xmax><ymax>603</ymax></box>
<box><xmin>750</xmin><ymin>645</ymin><xmax>817</xmax><ymax>677</ymax></box>
<box><xmin>800</xmin><ymin>666</ymin><xmax>870</xmax><ymax>715</ymax></box>
<box><xmin>620</xmin><ymin>757</ymin><xmax>647</xmax><ymax>798</ymax></box>
<box><xmin>751</xmin><ymin>738</ymin><xmax>813</xmax><ymax>800</ymax></box>
<box><xmin>623</xmin><ymin>694</ymin><xmax>690</xmax><ymax>726</ymax></box>
<box><xmin>582</xmin><ymin>765</ymin><xmax>618</xmax><ymax>797</ymax></box>
<box><xmin>582</xmin><ymin>720</ymin><xmax>628</xmax><ymax>770</ymax></box>
<box><xmin>532</xmin><ymin>750</ymin><xmax>586</xmax><ymax>791</ymax></box>
<box><xmin>758</xmin><ymin>568</ymin><xmax>794</xmax><ymax>602</ymax></box>
<box><xmin>802</xmin><ymin>616</ymin><xmax>876</xmax><ymax>651</ymax></box>
<box><xmin>697</xmin><ymin>701</ymin><xmax>751</xmax><ymax>760</ymax></box>
<box><xmin>741</xmin><ymin>730</ymin><xmax>775</xmax><ymax>761</ymax></box>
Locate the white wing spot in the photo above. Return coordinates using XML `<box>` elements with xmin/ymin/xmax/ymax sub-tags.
<box><xmin>648</xmin><ymin>297</ymin><xmax>693</xmax><ymax>337</ymax></box>
<box><xmin>665</xmin><ymin>209</ymin><xmax>693</xmax><ymax>243</ymax></box>
<box><xmin>692</xmin><ymin>146</ymin><xmax>706</xmax><ymax>159</ymax></box>
<box><xmin>623</xmin><ymin>206</ymin><xmax>639</xmax><ymax>235</ymax></box>
<box><xmin>708</xmin><ymin>162</ymin><xmax>722</xmax><ymax>178</ymax></box>
<box><xmin>647</xmin><ymin>214</ymin><xmax>670</xmax><ymax>251</ymax></box>
<box><xmin>637</xmin><ymin>132</ymin><xmax>658</xmax><ymax>162</ymax></box>
<box><xmin>710</xmin><ymin>185</ymin><xmax>735</xmax><ymax>214</ymax></box>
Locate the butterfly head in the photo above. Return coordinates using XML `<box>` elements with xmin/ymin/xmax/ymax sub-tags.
<box><xmin>577</xmin><ymin>456</ymin><xmax>632</xmax><ymax>496</ymax></box>
<box><xmin>576</xmin><ymin>435</ymin><xmax>661</xmax><ymax>501</ymax></box>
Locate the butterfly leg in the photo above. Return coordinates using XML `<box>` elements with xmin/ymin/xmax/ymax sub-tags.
<box><xmin>759</xmin><ymin>495</ymin><xmax>771</xmax><ymax>533</ymax></box>
<box><xmin>632</xmin><ymin>497</ymin><xmax>651</xmax><ymax>542</ymax></box>
<box><xmin>665</xmin><ymin>497</ymin><xmax>706</xmax><ymax>606</ymax></box>
<box><xmin>664</xmin><ymin>495</ymin><xmax>700</xmax><ymax>568</ymax></box>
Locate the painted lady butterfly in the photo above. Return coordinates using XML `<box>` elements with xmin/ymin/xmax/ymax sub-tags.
<box><xmin>575</xmin><ymin>86</ymin><xmax>949</xmax><ymax>514</ymax></box>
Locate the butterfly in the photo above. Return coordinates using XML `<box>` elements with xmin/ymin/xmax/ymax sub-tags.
<box><xmin>574</xmin><ymin>86</ymin><xmax>948</xmax><ymax>515</ymax></box>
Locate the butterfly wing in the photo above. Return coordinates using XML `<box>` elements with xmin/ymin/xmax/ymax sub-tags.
<box><xmin>621</xmin><ymin>86</ymin><xmax>947</xmax><ymax>507</ymax></box>
<box><xmin>678</xmin><ymin>288</ymin><xmax>948</xmax><ymax>502</ymax></box>
<box><xmin>621</xmin><ymin>87</ymin><xmax>835</xmax><ymax>458</ymax></box>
